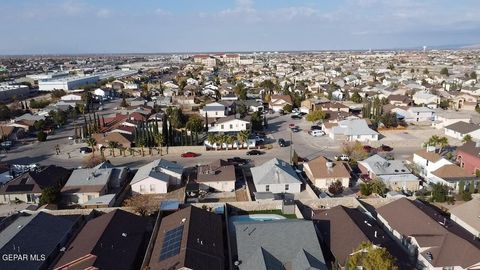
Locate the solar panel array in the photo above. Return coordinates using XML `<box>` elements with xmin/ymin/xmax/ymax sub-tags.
<box><xmin>159</xmin><ymin>225</ymin><xmax>184</xmax><ymax>261</ymax></box>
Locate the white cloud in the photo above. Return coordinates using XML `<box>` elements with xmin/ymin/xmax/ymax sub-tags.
<box><xmin>269</xmin><ymin>7</ymin><xmax>317</xmax><ymax>21</ymax></box>
<box><xmin>155</xmin><ymin>8</ymin><xmax>171</xmax><ymax>17</ymax></box>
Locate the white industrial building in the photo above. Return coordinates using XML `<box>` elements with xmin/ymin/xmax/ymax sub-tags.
<box><xmin>0</xmin><ymin>84</ymin><xmax>31</xmax><ymax>102</ymax></box>
<box><xmin>38</xmin><ymin>75</ymin><xmax>99</xmax><ymax>91</ymax></box>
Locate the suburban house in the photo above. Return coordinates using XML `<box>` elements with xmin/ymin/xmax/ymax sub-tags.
<box><xmin>232</xmin><ymin>219</ymin><xmax>327</xmax><ymax>270</ymax></box>
<box><xmin>428</xmin><ymin>164</ymin><xmax>477</xmax><ymax>190</ymax></box>
<box><xmin>457</xmin><ymin>141</ymin><xmax>480</xmax><ymax>175</ymax></box>
<box><xmin>301</xmin><ymin>97</ymin><xmax>330</xmax><ymax>113</ymax></box>
<box><xmin>312</xmin><ymin>205</ymin><xmax>412</xmax><ymax>270</ymax></box>
<box><xmin>0</xmin><ymin>165</ymin><xmax>71</xmax><ymax>204</ymax></box>
<box><xmin>0</xmin><ymin>212</ymin><xmax>82</xmax><ymax>270</ymax></box>
<box><xmin>130</xmin><ymin>159</ymin><xmax>184</xmax><ymax>194</ymax></box>
<box><xmin>234</xmin><ymin>99</ymin><xmax>264</xmax><ymax>112</ymax></box>
<box><xmin>449</xmin><ymin>198</ymin><xmax>480</xmax><ymax>238</ymax></box>
<box><xmin>54</xmin><ymin>210</ymin><xmax>148</xmax><ymax>270</ymax></box>
<box><xmin>269</xmin><ymin>95</ymin><xmax>293</xmax><ymax>112</ymax></box>
<box><xmin>207</xmin><ymin>115</ymin><xmax>250</xmax><ymax>133</ymax></box>
<box><xmin>200</xmin><ymin>102</ymin><xmax>228</xmax><ymax>118</ymax></box>
<box><xmin>412</xmin><ymin>91</ymin><xmax>440</xmax><ymax>106</ymax></box>
<box><xmin>377</xmin><ymin>198</ymin><xmax>480</xmax><ymax>270</ymax></box>
<box><xmin>358</xmin><ymin>154</ymin><xmax>420</xmax><ymax>192</ymax></box>
<box><xmin>391</xmin><ymin>106</ymin><xmax>436</xmax><ymax>123</ymax></box>
<box><xmin>413</xmin><ymin>149</ymin><xmax>452</xmax><ymax>178</ymax></box>
<box><xmin>60</xmin><ymin>93</ymin><xmax>82</xmax><ymax>101</ymax></box>
<box><xmin>432</xmin><ymin>110</ymin><xmax>471</xmax><ymax>129</ymax></box>
<box><xmin>323</xmin><ymin>119</ymin><xmax>379</xmax><ymax>142</ymax></box>
<box><xmin>303</xmin><ymin>156</ymin><xmax>351</xmax><ymax>190</ymax></box>
<box><xmin>148</xmin><ymin>206</ymin><xmax>225</xmax><ymax>270</ymax></box>
<box><xmin>61</xmin><ymin>162</ymin><xmax>128</xmax><ymax>206</ymax></box>
<box><xmin>94</xmin><ymin>88</ymin><xmax>114</xmax><ymax>100</ymax></box>
<box><xmin>388</xmin><ymin>94</ymin><xmax>412</xmax><ymax>106</ymax></box>
<box><xmin>92</xmin><ymin>132</ymin><xmax>133</xmax><ymax>148</ymax></box>
<box><xmin>250</xmin><ymin>158</ymin><xmax>302</xmax><ymax>194</ymax></box>
<box><xmin>444</xmin><ymin>121</ymin><xmax>480</xmax><ymax>141</ymax></box>
<box><xmin>196</xmin><ymin>159</ymin><xmax>236</xmax><ymax>192</ymax></box>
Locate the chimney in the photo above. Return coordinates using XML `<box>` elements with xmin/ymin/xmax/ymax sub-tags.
<box><xmin>475</xmin><ymin>141</ymin><xmax>480</xmax><ymax>148</ymax></box>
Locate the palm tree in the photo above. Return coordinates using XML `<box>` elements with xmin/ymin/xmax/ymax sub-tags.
<box><xmin>437</xmin><ymin>136</ymin><xmax>448</xmax><ymax>153</ymax></box>
<box><xmin>86</xmin><ymin>138</ymin><xmax>97</xmax><ymax>156</ymax></box>
<box><xmin>426</xmin><ymin>135</ymin><xmax>440</xmax><ymax>148</ymax></box>
<box><xmin>217</xmin><ymin>134</ymin><xmax>227</xmax><ymax>150</ymax></box>
<box><xmin>238</xmin><ymin>130</ymin><xmax>250</xmax><ymax>149</ymax></box>
<box><xmin>207</xmin><ymin>133</ymin><xmax>217</xmax><ymax>149</ymax></box>
<box><xmin>226</xmin><ymin>135</ymin><xmax>236</xmax><ymax>150</ymax></box>
<box><xmin>154</xmin><ymin>133</ymin><xmax>164</xmax><ymax>155</ymax></box>
<box><xmin>107</xmin><ymin>141</ymin><xmax>119</xmax><ymax>157</ymax></box>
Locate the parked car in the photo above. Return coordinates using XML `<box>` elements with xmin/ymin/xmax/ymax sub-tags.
<box><xmin>377</xmin><ymin>144</ymin><xmax>393</xmax><ymax>152</ymax></box>
<box><xmin>255</xmin><ymin>136</ymin><xmax>265</xmax><ymax>142</ymax></box>
<box><xmin>363</xmin><ymin>145</ymin><xmax>375</xmax><ymax>153</ymax></box>
<box><xmin>278</xmin><ymin>138</ymin><xmax>287</xmax><ymax>147</ymax></box>
<box><xmin>246</xmin><ymin>149</ymin><xmax>264</xmax><ymax>155</ymax></box>
<box><xmin>310</xmin><ymin>125</ymin><xmax>322</xmax><ymax>130</ymax></box>
<box><xmin>309</xmin><ymin>130</ymin><xmax>325</xmax><ymax>137</ymax></box>
<box><xmin>334</xmin><ymin>154</ymin><xmax>350</xmax><ymax>161</ymax></box>
<box><xmin>289</xmin><ymin>123</ymin><xmax>296</xmax><ymax>128</ymax></box>
<box><xmin>79</xmin><ymin>147</ymin><xmax>93</xmax><ymax>154</ymax></box>
<box><xmin>181</xmin><ymin>152</ymin><xmax>199</xmax><ymax>158</ymax></box>
<box><xmin>291</xmin><ymin>127</ymin><xmax>300</xmax><ymax>133</ymax></box>
<box><xmin>227</xmin><ymin>157</ymin><xmax>249</xmax><ymax>165</ymax></box>
<box><xmin>291</xmin><ymin>114</ymin><xmax>302</xmax><ymax>119</ymax></box>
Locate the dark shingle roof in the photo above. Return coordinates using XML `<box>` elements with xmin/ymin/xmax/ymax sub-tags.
<box><xmin>54</xmin><ymin>209</ymin><xmax>148</xmax><ymax>270</ymax></box>
<box><xmin>0</xmin><ymin>212</ymin><xmax>80</xmax><ymax>270</ymax></box>
<box><xmin>148</xmin><ymin>206</ymin><xmax>225</xmax><ymax>270</ymax></box>
<box><xmin>0</xmin><ymin>166</ymin><xmax>71</xmax><ymax>195</ymax></box>
<box><xmin>444</xmin><ymin>121</ymin><xmax>480</xmax><ymax>134</ymax></box>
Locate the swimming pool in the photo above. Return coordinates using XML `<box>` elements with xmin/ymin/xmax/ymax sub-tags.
<box><xmin>229</xmin><ymin>214</ymin><xmax>286</xmax><ymax>223</ymax></box>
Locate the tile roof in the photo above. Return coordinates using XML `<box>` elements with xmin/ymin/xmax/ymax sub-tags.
<box><xmin>431</xmin><ymin>164</ymin><xmax>474</xmax><ymax>180</ymax></box>
<box><xmin>414</xmin><ymin>149</ymin><xmax>443</xmax><ymax>163</ymax></box>
<box><xmin>197</xmin><ymin>159</ymin><xmax>236</xmax><ymax>183</ymax></box>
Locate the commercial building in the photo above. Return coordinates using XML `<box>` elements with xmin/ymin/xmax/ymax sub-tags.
<box><xmin>0</xmin><ymin>84</ymin><xmax>31</xmax><ymax>102</ymax></box>
<box><xmin>38</xmin><ymin>75</ymin><xmax>99</xmax><ymax>91</ymax></box>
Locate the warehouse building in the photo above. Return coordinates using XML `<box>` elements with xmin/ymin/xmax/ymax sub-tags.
<box><xmin>0</xmin><ymin>84</ymin><xmax>31</xmax><ymax>102</ymax></box>
<box><xmin>38</xmin><ymin>75</ymin><xmax>99</xmax><ymax>91</ymax></box>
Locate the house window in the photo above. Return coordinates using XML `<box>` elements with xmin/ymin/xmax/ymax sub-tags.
<box><xmin>285</xmin><ymin>184</ymin><xmax>289</xmax><ymax>191</ymax></box>
<box><xmin>230</xmin><ymin>124</ymin><xmax>233</xmax><ymax>129</ymax></box>
<box><xmin>265</xmin><ymin>185</ymin><xmax>270</xmax><ymax>192</ymax></box>
<box><xmin>87</xmin><ymin>195</ymin><xmax>94</xmax><ymax>201</ymax></box>
<box><xmin>26</xmin><ymin>194</ymin><xmax>34</xmax><ymax>203</ymax></box>
<box><xmin>215</xmin><ymin>112</ymin><xmax>218</xmax><ymax>116</ymax></box>
<box><xmin>221</xmin><ymin>125</ymin><xmax>224</xmax><ymax>129</ymax></box>
<box><xmin>140</xmin><ymin>185</ymin><xmax>145</xmax><ymax>192</ymax></box>
<box><xmin>150</xmin><ymin>184</ymin><xmax>156</xmax><ymax>192</ymax></box>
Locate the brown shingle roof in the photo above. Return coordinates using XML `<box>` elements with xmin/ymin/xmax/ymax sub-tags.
<box><xmin>414</xmin><ymin>149</ymin><xmax>443</xmax><ymax>162</ymax></box>
<box><xmin>148</xmin><ymin>206</ymin><xmax>225</xmax><ymax>270</ymax></box>
<box><xmin>197</xmin><ymin>159</ymin><xmax>236</xmax><ymax>183</ymax></box>
<box><xmin>377</xmin><ymin>198</ymin><xmax>480</xmax><ymax>268</ymax></box>
<box><xmin>431</xmin><ymin>164</ymin><xmax>473</xmax><ymax>180</ymax></box>
<box><xmin>444</xmin><ymin>121</ymin><xmax>480</xmax><ymax>134</ymax></box>
<box><xmin>305</xmin><ymin>156</ymin><xmax>350</xmax><ymax>179</ymax></box>
<box><xmin>457</xmin><ymin>141</ymin><xmax>480</xmax><ymax>158</ymax></box>
<box><xmin>54</xmin><ymin>210</ymin><xmax>148</xmax><ymax>270</ymax></box>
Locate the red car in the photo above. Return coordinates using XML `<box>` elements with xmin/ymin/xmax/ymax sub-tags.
<box><xmin>181</xmin><ymin>152</ymin><xmax>199</xmax><ymax>158</ymax></box>
<box><xmin>289</xmin><ymin>123</ymin><xmax>296</xmax><ymax>128</ymax></box>
<box><xmin>377</xmin><ymin>144</ymin><xmax>393</xmax><ymax>152</ymax></box>
<box><xmin>363</xmin><ymin>145</ymin><xmax>375</xmax><ymax>153</ymax></box>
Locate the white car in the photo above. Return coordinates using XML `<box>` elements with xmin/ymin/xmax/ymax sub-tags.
<box><xmin>309</xmin><ymin>130</ymin><xmax>325</xmax><ymax>137</ymax></box>
<box><xmin>334</xmin><ymin>154</ymin><xmax>350</xmax><ymax>161</ymax></box>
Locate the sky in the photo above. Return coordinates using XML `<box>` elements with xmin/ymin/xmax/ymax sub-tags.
<box><xmin>0</xmin><ymin>0</ymin><xmax>479</xmax><ymax>54</ymax></box>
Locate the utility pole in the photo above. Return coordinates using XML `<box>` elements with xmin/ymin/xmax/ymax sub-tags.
<box><xmin>290</xmin><ymin>130</ymin><xmax>293</xmax><ymax>164</ymax></box>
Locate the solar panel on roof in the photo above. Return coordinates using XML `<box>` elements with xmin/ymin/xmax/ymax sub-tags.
<box><xmin>159</xmin><ymin>225</ymin><xmax>184</xmax><ymax>261</ymax></box>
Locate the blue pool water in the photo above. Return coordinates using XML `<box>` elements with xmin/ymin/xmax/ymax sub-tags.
<box><xmin>230</xmin><ymin>214</ymin><xmax>286</xmax><ymax>223</ymax></box>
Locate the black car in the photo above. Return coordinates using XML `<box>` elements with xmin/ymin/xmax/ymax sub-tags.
<box><xmin>278</xmin><ymin>138</ymin><xmax>287</xmax><ymax>147</ymax></box>
<box><xmin>246</xmin><ymin>149</ymin><xmax>264</xmax><ymax>155</ymax></box>
<box><xmin>79</xmin><ymin>147</ymin><xmax>93</xmax><ymax>154</ymax></box>
<box><xmin>291</xmin><ymin>114</ymin><xmax>302</xmax><ymax>119</ymax></box>
<box><xmin>291</xmin><ymin>127</ymin><xmax>300</xmax><ymax>132</ymax></box>
<box><xmin>227</xmin><ymin>157</ymin><xmax>248</xmax><ymax>165</ymax></box>
<box><xmin>311</xmin><ymin>125</ymin><xmax>322</xmax><ymax>130</ymax></box>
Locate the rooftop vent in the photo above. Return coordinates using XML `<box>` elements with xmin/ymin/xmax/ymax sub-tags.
<box><xmin>122</xmin><ymin>233</ymin><xmax>127</xmax><ymax>237</ymax></box>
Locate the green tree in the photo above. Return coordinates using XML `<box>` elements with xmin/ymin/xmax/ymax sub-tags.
<box><xmin>37</xmin><ymin>131</ymin><xmax>47</xmax><ymax>142</ymax></box>
<box><xmin>235</xmin><ymin>83</ymin><xmax>248</xmax><ymax>100</ymax></box>
<box><xmin>107</xmin><ymin>141</ymin><xmax>119</xmax><ymax>157</ymax></box>
<box><xmin>350</xmin><ymin>91</ymin><xmax>362</xmax><ymax>103</ymax></box>
<box><xmin>237</xmin><ymin>130</ymin><xmax>250</xmax><ymax>149</ymax></box>
<box><xmin>328</xmin><ymin>180</ymin><xmax>344</xmax><ymax>196</ymax></box>
<box><xmin>470</xmin><ymin>71</ymin><xmax>477</xmax><ymax>80</ymax></box>
<box><xmin>423</xmin><ymin>68</ymin><xmax>429</xmax><ymax>75</ymax></box>
<box><xmin>250</xmin><ymin>111</ymin><xmax>263</xmax><ymax>131</ymax></box>
<box><xmin>185</xmin><ymin>115</ymin><xmax>203</xmax><ymax>144</ymax></box>
<box><xmin>283</xmin><ymin>104</ymin><xmax>293</xmax><ymax>113</ymax></box>
<box><xmin>346</xmin><ymin>242</ymin><xmax>398</xmax><ymax>270</ymax></box>
<box><xmin>86</xmin><ymin>137</ymin><xmax>97</xmax><ymax>156</ymax></box>
<box><xmin>440</xmin><ymin>67</ymin><xmax>449</xmax><ymax>76</ymax></box>
<box><xmin>306</xmin><ymin>110</ymin><xmax>326</xmax><ymax>124</ymax></box>
<box><xmin>226</xmin><ymin>135</ymin><xmax>236</xmax><ymax>150</ymax></box>
<box><xmin>0</xmin><ymin>105</ymin><xmax>11</xmax><ymax>121</ymax></box>
<box><xmin>39</xmin><ymin>186</ymin><xmax>60</xmax><ymax>205</ymax></box>
<box><xmin>217</xmin><ymin>134</ymin><xmax>227</xmax><ymax>150</ymax></box>
<box><xmin>431</xmin><ymin>183</ymin><xmax>449</xmax><ymax>202</ymax></box>
<box><xmin>207</xmin><ymin>133</ymin><xmax>217</xmax><ymax>149</ymax></box>
<box><xmin>462</xmin><ymin>134</ymin><xmax>473</xmax><ymax>144</ymax></box>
